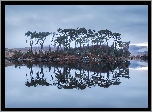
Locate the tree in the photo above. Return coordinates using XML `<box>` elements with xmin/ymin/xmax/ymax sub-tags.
<box><xmin>112</xmin><ymin>32</ymin><xmax>121</xmax><ymax>49</ymax></box>
<box><xmin>25</xmin><ymin>31</ymin><xmax>52</xmax><ymax>56</ymax></box>
<box><xmin>25</xmin><ymin>31</ymin><xmax>34</xmax><ymax>52</ymax></box>
<box><xmin>34</xmin><ymin>32</ymin><xmax>51</xmax><ymax>50</ymax></box>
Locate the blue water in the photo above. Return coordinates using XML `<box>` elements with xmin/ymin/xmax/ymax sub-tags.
<box><xmin>5</xmin><ymin>60</ymin><xmax>148</xmax><ymax>108</ymax></box>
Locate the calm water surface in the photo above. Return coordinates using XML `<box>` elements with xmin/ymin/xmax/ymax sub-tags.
<box><xmin>5</xmin><ymin>60</ymin><xmax>148</xmax><ymax>108</ymax></box>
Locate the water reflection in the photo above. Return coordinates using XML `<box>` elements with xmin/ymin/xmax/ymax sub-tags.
<box><xmin>11</xmin><ymin>61</ymin><xmax>131</xmax><ymax>89</ymax></box>
<box><xmin>25</xmin><ymin>68</ymin><xmax>50</xmax><ymax>87</ymax></box>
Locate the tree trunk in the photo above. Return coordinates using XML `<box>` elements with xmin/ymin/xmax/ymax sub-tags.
<box><xmin>80</xmin><ymin>42</ymin><xmax>81</xmax><ymax>49</ymax></box>
<box><xmin>75</xmin><ymin>41</ymin><xmax>76</xmax><ymax>48</ymax></box>
<box><xmin>57</xmin><ymin>45</ymin><xmax>59</xmax><ymax>51</ymax></box>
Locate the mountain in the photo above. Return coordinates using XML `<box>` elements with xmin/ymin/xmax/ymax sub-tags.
<box><xmin>129</xmin><ymin>45</ymin><xmax>148</xmax><ymax>55</ymax></box>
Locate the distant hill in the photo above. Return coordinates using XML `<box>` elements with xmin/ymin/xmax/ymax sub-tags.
<box><xmin>129</xmin><ymin>45</ymin><xmax>148</xmax><ymax>55</ymax></box>
<box><xmin>7</xmin><ymin>45</ymin><xmax>148</xmax><ymax>55</ymax></box>
<box><xmin>9</xmin><ymin>46</ymin><xmax>57</xmax><ymax>52</ymax></box>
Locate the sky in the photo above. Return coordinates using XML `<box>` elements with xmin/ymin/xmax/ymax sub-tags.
<box><xmin>5</xmin><ymin>5</ymin><xmax>148</xmax><ymax>49</ymax></box>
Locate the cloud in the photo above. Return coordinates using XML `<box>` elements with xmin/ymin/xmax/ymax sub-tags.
<box><xmin>130</xmin><ymin>42</ymin><xmax>148</xmax><ymax>47</ymax></box>
<box><xmin>5</xmin><ymin>5</ymin><xmax>148</xmax><ymax>48</ymax></box>
<box><xmin>129</xmin><ymin>67</ymin><xmax>148</xmax><ymax>70</ymax></box>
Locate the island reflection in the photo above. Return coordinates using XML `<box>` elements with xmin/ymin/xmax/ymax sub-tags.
<box><xmin>12</xmin><ymin>60</ymin><xmax>130</xmax><ymax>89</ymax></box>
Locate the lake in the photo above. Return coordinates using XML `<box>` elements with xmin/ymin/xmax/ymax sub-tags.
<box><xmin>5</xmin><ymin>60</ymin><xmax>148</xmax><ymax>108</ymax></box>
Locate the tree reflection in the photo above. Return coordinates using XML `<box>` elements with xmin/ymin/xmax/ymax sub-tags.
<box><xmin>12</xmin><ymin>61</ymin><xmax>130</xmax><ymax>89</ymax></box>
<box><xmin>25</xmin><ymin>66</ymin><xmax>51</xmax><ymax>87</ymax></box>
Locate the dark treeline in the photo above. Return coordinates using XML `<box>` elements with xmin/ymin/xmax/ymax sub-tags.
<box><xmin>24</xmin><ymin>28</ymin><xmax>130</xmax><ymax>58</ymax></box>
<box><xmin>8</xmin><ymin>28</ymin><xmax>131</xmax><ymax>63</ymax></box>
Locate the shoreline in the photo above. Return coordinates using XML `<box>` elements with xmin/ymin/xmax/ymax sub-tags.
<box><xmin>5</xmin><ymin>60</ymin><xmax>14</xmax><ymax>67</ymax></box>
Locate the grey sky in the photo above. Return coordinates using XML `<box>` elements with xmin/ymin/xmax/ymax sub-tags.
<box><xmin>5</xmin><ymin>5</ymin><xmax>148</xmax><ymax>49</ymax></box>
